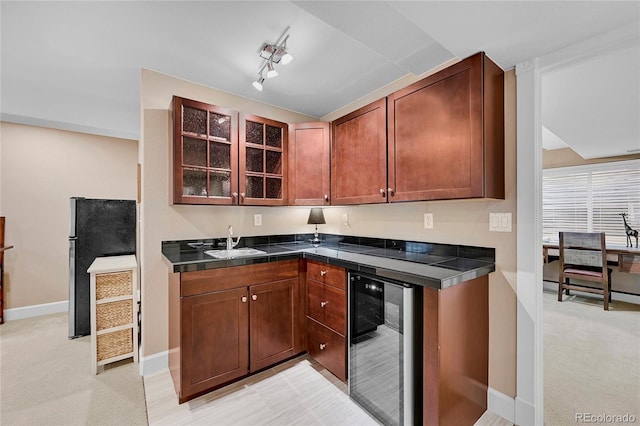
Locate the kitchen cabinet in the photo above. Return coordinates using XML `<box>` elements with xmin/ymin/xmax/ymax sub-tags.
<box><xmin>288</xmin><ymin>122</ymin><xmax>331</xmax><ymax>206</ymax></box>
<box><xmin>331</xmin><ymin>99</ymin><xmax>388</xmax><ymax>205</ymax></box>
<box><xmin>172</xmin><ymin>97</ymin><xmax>288</xmax><ymax>206</ymax></box>
<box><xmin>239</xmin><ymin>113</ymin><xmax>288</xmax><ymax>205</ymax></box>
<box><xmin>387</xmin><ymin>52</ymin><xmax>504</xmax><ymax>201</ymax></box>
<box><xmin>305</xmin><ymin>260</ymin><xmax>347</xmax><ymax>381</ymax></box>
<box><xmin>423</xmin><ymin>275</ymin><xmax>489</xmax><ymax>426</ymax></box>
<box><xmin>172</xmin><ymin>96</ymin><xmax>239</xmax><ymax>205</ymax></box>
<box><xmin>168</xmin><ymin>260</ymin><xmax>304</xmax><ymax>403</ymax></box>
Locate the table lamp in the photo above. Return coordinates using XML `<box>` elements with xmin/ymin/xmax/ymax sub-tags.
<box><xmin>307</xmin><ymin>208</ymin><xmax>326</xmax><ymax>246</ymax></box>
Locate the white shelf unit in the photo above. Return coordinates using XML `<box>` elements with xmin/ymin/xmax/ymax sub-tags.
<box><xmin>88</xmin><ymin>255</ymin><xmax>138</xmax><ymax>375</ymax></box>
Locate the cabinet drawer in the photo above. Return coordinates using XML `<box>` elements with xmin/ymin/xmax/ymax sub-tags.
<box><xmin>307</xmin><ymin>279</ymin><xmax>346</xmax><ymax>335</ymax></box>
<box><xmin>181</xmin><ymin>260</ymin><xmax>298</xmax><ymax>297</ymax></box>
<box><xmin>307</xmin><ymin>261</ymin><xmax>346</xmax><ymax>290</ymax></box>
<box><xmin>307</xmin><ymin>317</ymin><xmax>346</xmax><ymax>382</ymax></box>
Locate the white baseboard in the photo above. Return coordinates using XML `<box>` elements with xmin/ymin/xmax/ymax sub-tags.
<box><xmin>488</xmin><ymin>387</ymin><xmax>515</xmax><ymax>424</ymax></box>
<box><xmin>141</xmin><ymin>350</ymin><xmax>168</xmax><ymax>377</ymax></box>
<box><xmin>543</xmin><ymin>280</ymin><xmax>640</xmax><ymax>304</ymax></box>
<box><xmin>515</xmin><ymin>396</ymin><xmax>536</xmax><ymax>426</ymax></box>
<box><xmin>4</xmin><ymin>300</ymin><xmax>68</xmax><ymax>321</ymax></box>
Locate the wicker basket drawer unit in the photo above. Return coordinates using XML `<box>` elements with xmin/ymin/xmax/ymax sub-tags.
<box><xmin>88</xmin><ymin>255</ymin><xmax>138</xmax><ymax>375</ymax></box>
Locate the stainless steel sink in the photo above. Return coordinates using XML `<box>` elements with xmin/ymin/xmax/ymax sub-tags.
<box><xmin>204</xmin><ymin>248</ymin><xmax>267</xmax><ymax>259</ymax></box>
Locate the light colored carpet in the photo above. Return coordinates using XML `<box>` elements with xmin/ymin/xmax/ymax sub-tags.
<box><xmin>0</xmin><ymin>312</ymin><xmax>147</xmax><ymax>426</ymax></box>
<box><xmin>544</xmin><ymin>289</ymin><xmax>640</xmax><ymax>425</ymax></box>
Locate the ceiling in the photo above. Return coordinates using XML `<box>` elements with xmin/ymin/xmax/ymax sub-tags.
<box><xmin>1</xmin><ymin>1</ymin><xmax>639</xmax><ymax>158</ymax></box>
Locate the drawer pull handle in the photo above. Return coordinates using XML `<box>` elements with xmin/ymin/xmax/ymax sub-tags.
<box><xmin>241</xmin><ymin>296</ymin><xmax>247</xmax><ymax>303</ymax></box>
<box><xmin>320</xmin><ymin>301</ymin><xmax>328</xmax><ymax>308</ymax></box>
<box><xmin>319</xmin><ymin>343</ymin><xmax>327</xmax><ymax>350</ymax></box>
<box><xmin>320</xmin><ymin>270</ymin><xmax>327</xmax><ymax>277</ymax></box>
<box><xmin>251</xmin><ymin>294</ymin><xmax>257</xmax><ymax>301</ymax></box>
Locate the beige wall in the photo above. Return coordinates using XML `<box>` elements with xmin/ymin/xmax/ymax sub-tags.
<box><xmin>0</xmin><ymin>122</ymin><xmax>137</xmax><ymax>309</ymax></box>
<box><xmin>140</xmin><ymin>68</ymin><xmax>517</xmax><ymax>397</ymax></box>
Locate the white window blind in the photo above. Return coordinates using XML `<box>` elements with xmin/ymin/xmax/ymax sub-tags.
<box><xmin>543</xmin><ymin>160</ymin><xmax>640</xmax><ymax>245</ymax></box>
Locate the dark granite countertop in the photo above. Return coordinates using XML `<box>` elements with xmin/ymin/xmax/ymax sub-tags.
<box><xmin>161</xmin><ymin>234</ymin><xmax>495</xmax><ymax>289</ymax></box>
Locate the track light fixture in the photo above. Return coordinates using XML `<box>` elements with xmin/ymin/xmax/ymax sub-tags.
<box><xmin>252</xmin><ymin>75</ymin><xmax>264</xmax><ymax>91</ymax></box>
<box><xmin>266</xmin><ymin>59</ymin><xmax>278</xmax><ymax>78</ymax></box>
<box><xmin>252</xmin><ymin>28</ymin><xmax>293</xmax><ymax>91</ymax></box>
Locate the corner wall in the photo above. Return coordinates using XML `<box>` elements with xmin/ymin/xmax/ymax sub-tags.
<box><xmin>0</xmin><ymin>122</ymin><xmax>137</xmax><ymax>310</ymax></box>
<box><xmin>140</xmin><ymin>68</ymin><xmax>517</xmax><ymax>399</ymax></box>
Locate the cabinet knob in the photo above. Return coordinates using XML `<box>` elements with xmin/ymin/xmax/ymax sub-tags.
<box><xmin>320</xmin><ymin>270</ymin><xmax>327</xmax><ymax>277</ymax></box>
<box><xmin>379</xmin><ymin>188</ymin><xmax>386</xmax><ymax>197</ymax></box>
<box><xmin>319</xmin><ymin>343</ymin><xmax>327</xmax><ymax>350</ymax></box>
<box><xmin>241</xmin><ymin>296</ymin><xmax>248</xmax><ymax>303</ymax></box>
<box><xmin>251</xmin><ymin>294</ymin><xmax>257</xmax><ymax>301</ymax></box>
<box><xmin>324</xmin><ymin>194</ymin><xmax>329</xmax><ymax>202</ymax></box>
<box><xmin>240</xmin><ymin>193</ymin><xmax>245</xmax><ymax>200</ymax></box>
<box><xmin>388</xmin><ymin>188</ymin><xmax>395</xmax><ymax>196</ymax></box>
<box><xmin>232</xmin><ymin>192</ymin><xmax>238</xmax><ymax>199</ymax></box>
<box><xmin>320</xmin><ymin>301</ymin><xmax>328</xmax><ymax>308</ymax></box>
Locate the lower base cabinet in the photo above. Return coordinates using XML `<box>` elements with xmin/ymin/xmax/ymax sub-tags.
<box><xmin>169</xmin><ymin>260</ymin><xmax>305</xmax><ymax>403</ymax></box>
<box><xmin>305</xmin><ymin>260</ymin><xmax>347</xmax><ymax>382</ymax></box>
<box><xmin>423</xmin><ymin>275</ymin><xmax>489</xmax><ymax>426</ymax></box>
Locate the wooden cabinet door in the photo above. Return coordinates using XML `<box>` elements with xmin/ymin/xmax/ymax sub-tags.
<box><xmin>239</xmin><ymin>114</ymin><xmax>288</xmax><ymax>206</ymax></box>
<box><xmin>288</xmin><ymin>122</ymin><xmax>331</xmax><ymax>206</ymax></box>
<box><xmin>387</xmin><ymin>52</ymin><xmax>504</xmax><ymax>201</ymax></box>
<box><xmin>172</xmin><ymin>96</ymin><xmax>239</xmax><ymax>205</ymax></box>
<box><xmin>249</xmin><ymin>278</ymin><xmax>297</xmax><ymax>372</ymax></box>
<box><xmin>181</xmin><ymin>287</ymin><xmax>249</xmax><ymax>399</ymax></box>
<box><xmin>331</xmin><ymin>99</ymin><xmax>388</xmax><ymax>205</ymax></box>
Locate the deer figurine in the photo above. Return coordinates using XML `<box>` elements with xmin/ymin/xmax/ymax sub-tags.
<box><xmin>620</xmin><ymin>213</ymin><xmax>638</xmax><ymax>248</ymax></box>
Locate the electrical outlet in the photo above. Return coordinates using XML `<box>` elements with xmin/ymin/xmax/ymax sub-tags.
<box><xmin>424</xmin><ymin>213</ymin><xmax>433</xmax><ymax>229</ymax></box>
<box><xmin>342</xmin><ymin>213</ymin><xmax>349</xmax><ymax>226</ymax></box>
<box><xmin>254</xmin><ymin>214</ymin><xmax>262</xmax><ymax>227</ymax></box>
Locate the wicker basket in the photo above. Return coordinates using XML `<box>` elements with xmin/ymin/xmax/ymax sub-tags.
<box><xmin>96</xmin><ymin>271</ymin><xmax>132</xmax><ymax>300</ymax></box>
<box><xmin>96</xmin><ymin>299</ymin><xmax>132</xmax><ymax>331</ymax></box>
<box><xmin>97</xmin><ymin>329</ymin><xmax>133</xmax><ymax>361</ymax></box>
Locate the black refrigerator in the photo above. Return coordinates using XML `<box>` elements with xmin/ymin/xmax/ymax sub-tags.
<box><xmin>68</xmin><ymin>197</ymin><xmax>136</xmax><ymax>338</ymax></box>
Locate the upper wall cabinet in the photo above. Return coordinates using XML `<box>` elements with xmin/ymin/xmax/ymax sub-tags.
<box><xmin>239</xmin><ymin>114</ymin><xmax>288</xmax><ymax>206</ymax></box>
<box><xmin>288</xmin><ymin>122</ymin><xmax>331</xmax><ymax>206</ymax></box>
<box><xmin>331</xmin><ymin>99</ymin><xmax>388</xmax><ymax>205</ymax></box>
<box><xmin>172</xmin><ymin>97</ymin><xmax>288</xmax><ymax>206</ymax></box>
<box><xmin>172</xmin><ymin>97</ymin><xmax>239</xmax><ymax>205</ymax></box>
<box><xmin>387</xmin><ymin>52</ymin><xmax>505</xmax><ymax>202</ymax></box>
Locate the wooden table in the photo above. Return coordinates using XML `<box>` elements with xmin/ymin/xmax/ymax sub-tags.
<box><xmin>543</xmin><ymin>243</ymin><xmax>640</xmax><ymax>273</ymax></box>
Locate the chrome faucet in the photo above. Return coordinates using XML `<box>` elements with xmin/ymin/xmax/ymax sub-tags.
<box><xmin>226</xmin><ymin>225</ymin><xmax>241</xmax><ymax>250</ymax></box>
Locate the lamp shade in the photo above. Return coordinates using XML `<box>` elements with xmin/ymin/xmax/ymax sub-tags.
<box><xmin>307</xmin><ymin>208</ymin><xmax>326</xmax><ymax>225</ymax></box>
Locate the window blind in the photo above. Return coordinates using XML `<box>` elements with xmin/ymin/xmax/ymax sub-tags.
<box><xmin>542</xmin><ymin>160</ymin><xmax>640</xmax><ymax>246</ymax></box>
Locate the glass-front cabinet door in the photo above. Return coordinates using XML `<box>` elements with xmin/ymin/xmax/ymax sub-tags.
<box><xmin>239</xmin><ymin>114</ymin><xmax>288</xmax><ymax>206</ymax></box>
<box><xmin>173</xmin><ymin>97</ymin><xmax>239</xmax><ymax>205</ymax></box>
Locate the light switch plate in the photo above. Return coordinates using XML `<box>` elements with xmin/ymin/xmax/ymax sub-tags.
<box><xmin>424</xmin><ymin>213</ymin><xmax>433</xmax><ymax>229</ymax></box>
<box><xmin>489</xmin><ymin>213</ymin><xmax>512</xmax><ymax>232</ymax></box>
<box><xmin>254</xmin><ymin>214</ymin><xmax>262</xmax><ymax>227</ymax></box>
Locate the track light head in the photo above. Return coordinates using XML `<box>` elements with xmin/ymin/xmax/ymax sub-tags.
<box><xmin>266</xmin><ymin>60</ymin><xmax>278</xmax><ymax>78</ymax></box>
<box><xmin>252</xmin><ymin>76</ymin><xmax>264</xmax><ymax>91</ymax></box>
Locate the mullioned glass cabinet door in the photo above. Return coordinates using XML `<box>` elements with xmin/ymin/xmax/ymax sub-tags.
<box><xmin>172</xmin><ymin>96</ymin><xmax>239</xmax><ymax>205</ymax></box>
<box><xmin>239</xmin><ymin>113</ymin><xmax>288</xmax><ymax>206</ymax></box>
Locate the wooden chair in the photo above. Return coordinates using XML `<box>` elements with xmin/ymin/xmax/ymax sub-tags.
<box><xmin>558</xmin><ymin>232</ymin><xmax>612</xmax><ymax>310</ymax></box>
